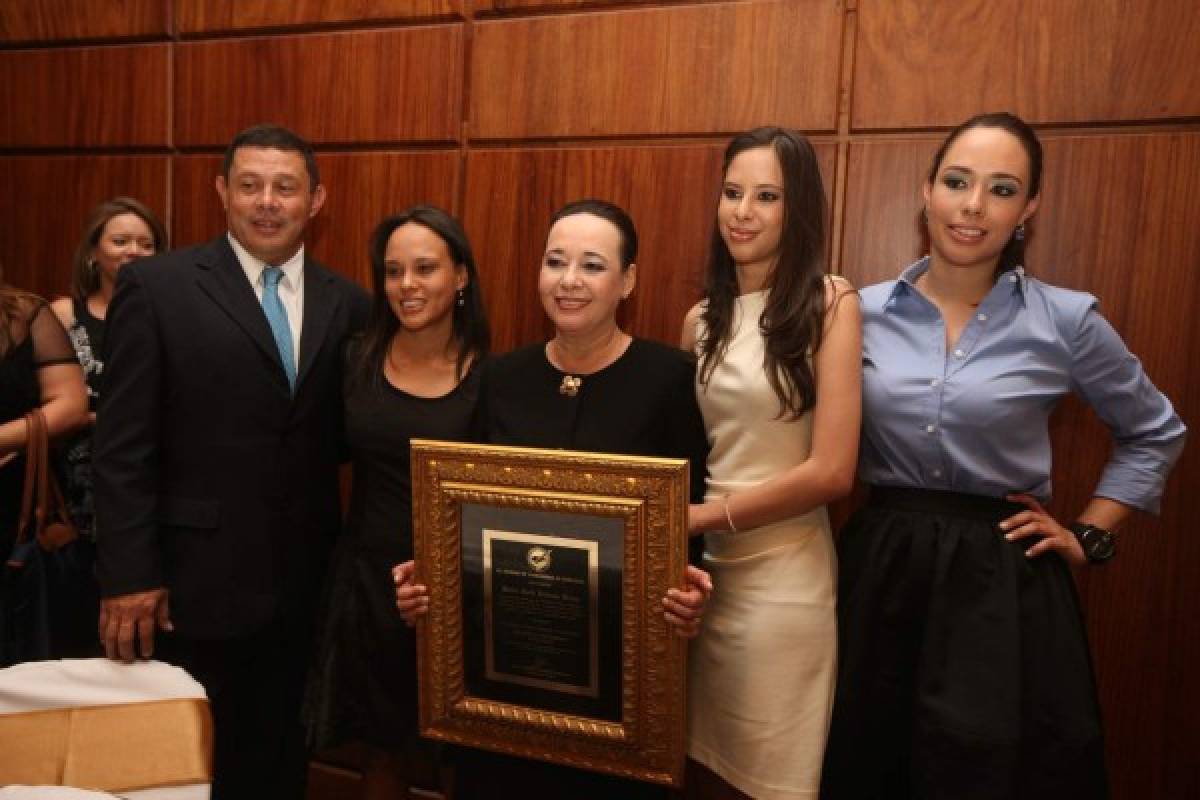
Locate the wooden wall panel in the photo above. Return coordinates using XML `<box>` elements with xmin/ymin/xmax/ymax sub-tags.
<box><xmin>0</xmin><ymin>0</ymin><xmax>167</xmax><ymax>45</ymax></box>
<box><xmin>175</xmin><ymin>0</ymin><xmax>462</xmax><ymax>35</ymax></box>
<box><xmin>0</xmin><ymin>156</ymin><xmax>168</xmax><ymax>297</ymax></box>
<box><xmin>853</xmin><ymin>0</ymin><xmax>1200</xmax><ymax>129</ymax></box>
<box><xmin>842</xmin><ymin>133</ymin><xmax>1200</xmax><ymax>798</ymax></box>
<box><xmin>171</xmin><ymin>151</ymin><xmax>460</xmax><ymax>287</ymax></box>
<box><xmin>462</xmin><ymin>142</ymin><xmax>835</xmax><ymax>352</ymax></box>
<box><xmin>0</xmin><ymin>44</ymin><xmax>169</xmax><ymax>148</ymax></box>
<box><xmin>470</xmin><ymin>0</ymin><xmax>842</xmax><ymax>140</ymax></box>
<box><xmin>175</xmin><ymin>28</ymin><xmax>463</xmax><ymax>147</ymax></box>
<box><xmin>486</xmin><ymin>0</ymin><xmax>685</xmax><ymax>9</ymax></box>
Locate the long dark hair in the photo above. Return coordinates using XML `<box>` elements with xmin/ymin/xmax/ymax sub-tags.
<box><xmin>353</xmin><ymin>206</ymin><xmax>490</xmax><ymax>387</ymax></box>
<box><xmin>697</xmin><ymin>126</ymin><xmax>829</xmax><ymax>418</ymax></box>
<box><xmin>927</xmin><ymin>111</ymin><xmax>1043</xmax><ymax>277</ymax></box>
<box><xmin>70</xmin><ymin>196</ymin><xmax>167</xmax><ymax>302</ymax></box>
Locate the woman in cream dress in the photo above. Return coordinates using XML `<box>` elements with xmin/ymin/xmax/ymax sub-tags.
<box><xmin>682</xmin><ymin>127</ymin><xmax>861</xmax><ymax>799</ymax></box>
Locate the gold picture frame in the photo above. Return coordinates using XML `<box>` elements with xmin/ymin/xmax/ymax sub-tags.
<box><xmin>410</xmin><ymin>439</ymin><xmax>689</xmax><ymax>788</ymax></box>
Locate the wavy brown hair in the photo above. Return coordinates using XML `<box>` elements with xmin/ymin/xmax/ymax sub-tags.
<box><xmin>697</xmin><ymin>127</ymin><xmax>830</xmax><ymax>418</ymax></box>
<box><xmin>0</xmin><ymin>262</ymin><xmax>39</xmax><ymax>358</ymax></box>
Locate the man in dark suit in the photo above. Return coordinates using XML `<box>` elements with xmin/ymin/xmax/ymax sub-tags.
<box><xmin>93</xmin><ymin>124</ymin><xmax>369</xmax><ymax>798</ymax></box>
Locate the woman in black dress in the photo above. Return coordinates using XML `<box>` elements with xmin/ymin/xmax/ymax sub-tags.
<box><xmin>395</xmin><ymin>199</ymin><xmax>712</xmax><ymax>799</ymax></box>
<box><xmin>1</xmin><ymin>270</ymin><xmax>89</xmax><ymax>665</ymax></box>
<box><xmin>305</xmin><ymin>206</ymin><xmax>490</xmax><ymax>798</ymax></box>
<box><xmin>50</xmin><ymin>197</ymin><xmax>167</xmax><ymax>538</ymax></box>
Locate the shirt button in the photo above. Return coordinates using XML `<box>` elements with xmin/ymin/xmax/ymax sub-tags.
<box><xmin>932</xmin><ymin>469</ymin><xmax>942</xmax><ymax>478</ymax></box>
<box><xmin>930</xmin><ymin>378</ymin><xmax>940</xmax><ymax>387</ymax></box>
<box><xmin>953</xmin><ymin>348</ymin><xmax>964</xmax><ymax>358</ymax></box>
<box><xmin>1009</xmin><ymin>275</ymin><xmax>1018</xmax><ymax>283</ymax></box>
<box><xmin>925</xmin><ymin>424</ymin><xmax>936</xmax><ymax>434</ymax></box>
<box><xmin>977</xmin><ymin>313</ymin><xmax>988</xmax><ymax>322</ymax></box>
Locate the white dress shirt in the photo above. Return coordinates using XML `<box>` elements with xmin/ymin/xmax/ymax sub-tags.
<box><xmin>227</xmin><ymin>233</ymin><xmax>304</xmax><ymax>371</ymax></box>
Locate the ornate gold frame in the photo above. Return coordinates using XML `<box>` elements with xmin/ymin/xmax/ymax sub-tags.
<box><xmin>410</xmin><ymin>439</ymin><xmax>689</xmax><ymax>787</ymax></box>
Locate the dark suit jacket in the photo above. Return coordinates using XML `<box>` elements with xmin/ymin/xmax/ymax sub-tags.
<box><xmin>94</xmin><ymin>234</ymin><xmax>370</xmax><ymax>639</ymax></box>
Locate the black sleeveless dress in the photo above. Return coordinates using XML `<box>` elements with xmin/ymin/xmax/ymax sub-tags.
<box><xmin>304</xmin><ymin>356</ymin><xmax>484</xmax><ymax>750</ymax></box>
<box><xmin>60</xmin><ymin>297</ymin><xmax>105</xmax><ymax>536</ymax></box>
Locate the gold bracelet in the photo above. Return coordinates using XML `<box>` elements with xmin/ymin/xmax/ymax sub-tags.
<box><xmin>723</xmin><ymin>497</ymin><xmax>738</xmax><ymax>533</ymax></box>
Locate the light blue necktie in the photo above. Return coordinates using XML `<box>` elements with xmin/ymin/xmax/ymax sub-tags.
<box><xmin>261</xmin><ymin>267</ymin><xmax>296</xmax><ymax>392</ymax></box>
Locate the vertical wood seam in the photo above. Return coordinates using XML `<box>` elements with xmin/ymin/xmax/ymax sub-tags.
<box><xmin>457</xmin><ymin>1</ymin><xmax>476</xmax><ymax>219</ymax></box>
<box><xmin>829</xmin><ymin>0</ymin><xmax>857</xmax><ymax>275</ymax></box>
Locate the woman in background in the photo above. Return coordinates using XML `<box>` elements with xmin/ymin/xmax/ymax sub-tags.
<box><xmin>306</xmin><ymin>206</ymin><xmax>489</xmax><ymax>799</ymax></box>
<box><xmin>821</xmin><ymin>112</ymin><xmax>1186</xmax><ymax>799</ymax></box>
<box><xmin>51</xmin><ymin>196</ymin><xmax>167</xmax><ymax>537</ymax></box>
<box><xmin>681</xmin><ymin>127</ymin><xmax>861</xmax><ymax>799</ymax></box>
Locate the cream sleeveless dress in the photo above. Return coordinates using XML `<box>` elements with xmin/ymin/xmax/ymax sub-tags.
<box><xmin>687</xmin><ymin>289</ymin><xmax>837</xmax><ymax>799</ymax></box>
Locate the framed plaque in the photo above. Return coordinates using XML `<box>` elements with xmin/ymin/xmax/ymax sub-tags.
<box><xmin>410</xmin><ymin>439</ymin><xmax>689</xmax><ymax>787</ymax></box>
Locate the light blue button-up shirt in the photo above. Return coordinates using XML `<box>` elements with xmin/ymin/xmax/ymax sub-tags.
<box><xmin>858</xmin><ymin>257</ymin><xmax>1186</xmax><ymax>513</ymax></box>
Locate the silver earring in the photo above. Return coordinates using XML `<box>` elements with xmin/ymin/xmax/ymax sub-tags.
<box><xmin>456</xmin><ymin>288</ymin><xmax>466</xmax><ymax>307</ymax></box>
<box><xmin>1014</xmin><ymin>223</ymin><xmax>1026</xmax><ymax>242</ymax></box>
<box><xmin>88</xmin><ymin>258</ymin><xmax>99</xmax><ymax>277</ymax></box>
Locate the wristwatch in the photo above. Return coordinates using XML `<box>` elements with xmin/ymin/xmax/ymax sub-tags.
<box><xmin>1070</xmin><ymin>522</ymin><xmax>1117</xmax><ymax>564</ymax></box>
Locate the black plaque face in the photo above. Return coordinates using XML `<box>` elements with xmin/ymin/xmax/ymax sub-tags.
<box><xmin>483</xmin><ymin>531</ymin><xmax>597</xmax><ymax>696</ymax></box>
<box><xmin>461</xmin><ymin>503</ymin><xmax>623</xmax><ymax>722</ymax></box>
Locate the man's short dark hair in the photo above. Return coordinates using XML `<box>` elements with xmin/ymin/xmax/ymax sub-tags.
<box><xmin>222</xmin><ymin>124</ymin><xmax>320</xmax><ymax>188</ymax></box>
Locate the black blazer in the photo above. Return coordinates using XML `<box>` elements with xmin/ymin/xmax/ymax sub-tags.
<box><xmin>94</xmin><ymin>234</ymin><xmax>370</xmax><ymax>638</ymax></box>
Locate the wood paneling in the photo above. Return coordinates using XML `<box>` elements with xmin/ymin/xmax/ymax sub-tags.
<box><xmin>0</xmin><ymin>44</ymin><xmax>169</xmax><ymax>148</ymax></box>
<box><xmin>842</xmin><ymin>132</ymin><xmax>1200</xmax><ymax>799</ymax></box>
<box><xmin>175</xmin><ymin>0</ymin><xmax>462</xmax><ymax>35</ymax></box>
<box><xmin>175</xmin><ymin>27</ymin><xmax>463</xmax><ymax>147</ymax></box>
<box><xmin>0</xmin><ymin>156</ymin><xmax>168</xmax><ymax>297</ymax></box>
<box><xmin>486</xmin><ymin>0</ymin><xmax>685</xmax><ymax>9</ymax></box>
<box><xmin>853</xmin><ymin>0</ymin><xmax>1200</xmax><ymax>129</ymax></box>
<box><xmin>2</xmin><ymin>2</ymin><xmax>1197</xmax><ymax>797</ymax></box>
<box><xmin>172</xmin><ymin>151</ymin><xmax>460</xmax><ymax>287</ymax></box>
<box><xmin>1036</xmin><ymin>134</ymin><xmax>1200</xmax><ymax>800</ymax></box>
<box><xmin>839</xmin><ymin>138</ymin><xmax>936</xmax><ymax>285</ymax></box>
<box><xmin>462</xmin><ymin>142</ymin><xmax>836</xmax><ymax>352</ymax></box>
<box><xmin>470</xmin><ymin>0</ymin><xmax>842</xmax><ymax>140</ymax></box>
<box><xmin>0</xmin><ymin>0</ymin><xmax>167</xmax><ymax>44</ymax></box>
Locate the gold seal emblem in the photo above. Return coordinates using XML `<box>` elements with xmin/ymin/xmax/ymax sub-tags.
<box><xmin>527</xmin><ymin>545</ymin><xmax>552</xmax><ymax>573</ymax></box>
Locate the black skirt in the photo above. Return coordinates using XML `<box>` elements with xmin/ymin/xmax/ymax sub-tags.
<box><xmin>821</xmin><ymin>487</ymin><xmax>1108</xmax><ymax>800</ymax></box>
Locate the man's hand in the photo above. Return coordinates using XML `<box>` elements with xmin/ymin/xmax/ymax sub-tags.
<box><xmin>99</xmin><ymin>588</ymin><xmax>172</xmax><ymax>662</ymax></box>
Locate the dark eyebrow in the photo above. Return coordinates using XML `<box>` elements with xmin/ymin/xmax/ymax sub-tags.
<box><xmin>942</xmin><ymin>164</ymin><xmax>1024</xmax><ymax>185</ymax></box>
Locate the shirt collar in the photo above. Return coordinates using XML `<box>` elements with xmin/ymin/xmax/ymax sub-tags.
<box><xmin>227</xmin><ymin>233</ymin><xmax>305</xmax><ymax>290</ymax></box>
<box><xmin>887</xmin><ymin>255</ymin><xmax>1027</xmax><ymax>305</ymax></box>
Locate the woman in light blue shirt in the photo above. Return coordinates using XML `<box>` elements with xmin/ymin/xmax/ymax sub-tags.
<box><xmin>821</xmin><ymin>112</ymin><xmax>1186</xmax><ymax>800</ymax></box>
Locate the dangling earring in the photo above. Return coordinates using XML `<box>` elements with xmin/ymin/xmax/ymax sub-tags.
<box><xmin>88</xmin><ymin>258</ymin><xmax>99</xmax><ymax>278</ymax></box>
<box><xmin>456</xmin><ymin>288</ymin><xmax>466</xmax><ymax>307</ymax></box>
<box><xmin>1014</xmin><ymin>223</ymin><xmax>1026</xmax><ymax>242</ymax></box>
<box><xmin>921</xmin><ymin>208</ymin><xmax>929</xmax><ymax>224</ymax></box>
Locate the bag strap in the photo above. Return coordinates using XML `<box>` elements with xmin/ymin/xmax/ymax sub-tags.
<box><xmin>15</xmin><ymin>410</ymin><xmax>44</xmax><ymax>546</ymax></box>
<box><xmin>32</xmin><ymin>408</ymin><xmax>53</xmax><ymax>531</ymax></box>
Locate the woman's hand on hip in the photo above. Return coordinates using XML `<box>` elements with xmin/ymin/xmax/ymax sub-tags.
<box><xmin>1000</xmin><ymin>493</ymin><xmax>1086</xmax><ymax>566</ymax></box>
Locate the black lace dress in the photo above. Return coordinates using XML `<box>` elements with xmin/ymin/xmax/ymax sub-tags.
<box><xmin>1</xmin><ymin>298</ymin><xmax>78</xmax><ymax>559</ymax></box>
